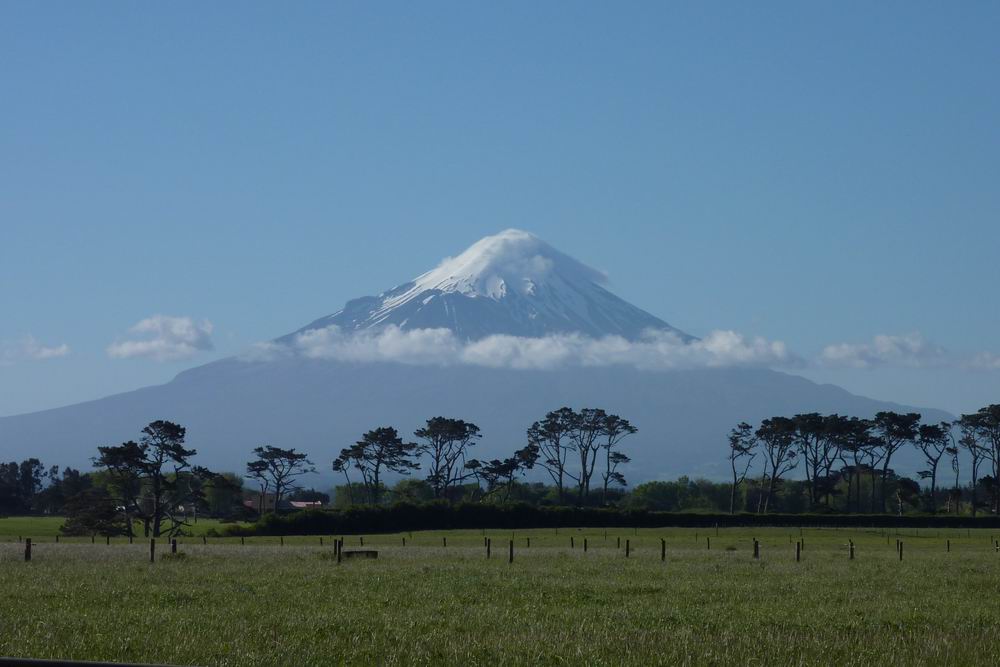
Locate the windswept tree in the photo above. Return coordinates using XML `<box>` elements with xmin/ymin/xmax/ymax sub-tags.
<box><xmin>964</xmin><ymin>405</ymin><xmax>1000</xmax><ymax>513</ymax></box>
<box><xmin>466</xmin><ymin>445</ymin><xmax>538</xmax><ymax>504</ymax></box>
<box><xmin>870</xmin><ymin>412</ymin><xmax>920</xmax><ymax>513</ymax></box>
<box><xmin>792</xmin><ymin>414</ymin><xmax>849</xmax><ymax>507</ymax></box>
<box><xmin>571</xmin><ymin>408</ymin><xmax>608</xmax><ymax>504</ymax></box>
<box><xmin>958</xmin><ymin>413</ymin><xmax>991</xmax><ymax>516</ymax></box>
<box><xmin>600</xmin><ymin>414</ymin><xmax>637</xmax><ymax>504</ymax></box>
<box><xmin>246</xmin><ymin>446</ymin><xmax>315</xmax><ymax>514</ymax></box>
<box><xmin>838</xmin><ymin>417</ymin><xmax>875</xmax><ymax>513</ymax></box>
<box><xmin>333</xmin><ymin>427</ymin><xmax>420</xmax><ymax>505</ymax></box>
<box><xmin>414</xmin><ymin>417</ymin><xmax>481</xmax><ymax>501</ymax></box>
<box><xmin>527</xmin><ymin>408</ymin><xmax>578</xmax><ymax>504</ymax></box>
<box><xmin>916</xmin><ymin>422</ymin><xmax>953</xmax><ymax>512</ymax></box>
<box><xmin>727</xmin><ymin>422</ymin><xmax>757</xmax><ymax>514</ymax></box>
<box><xmin>95</xmin><ymin>420</ymin><xmax>210</xmax><ymax>538</ymax></box>
<box><xmin>756</xmin><ymin>417</ymin><xmax>797</xmax><ymax>513</ymax></box>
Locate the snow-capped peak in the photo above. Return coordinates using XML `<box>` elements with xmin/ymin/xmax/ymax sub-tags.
<box><xmin>285</xmin><ymin>230</ymin><xmax>693</xmax><ymax>342</ymax></box>
<box><xmin>406</xmin><ymin>229</ymin><xmax>607</xmax><ymax>300</ymax></box>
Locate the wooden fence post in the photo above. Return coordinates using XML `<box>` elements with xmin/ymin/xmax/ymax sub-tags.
<box><xmin>401</xmin><ymin>537</ymin><xmax>405</xmax><ymax>547</ymax></box>
<box><xmin>487</xmin><ymin>538</ymin><xmax>491</xmax><ymax>559</ymax></box>
<box><xmin>280</xmin><ymin>536</ymin><xmax>284</xmax><ymax>547</ymax></box>
<box><xmin>360</xmin><ymin>536</ymin><xmax>364</xmax><ymax>546</ymax></box>
<box><xmin>150</xmin><ymin>538</ymin><xmax>156</xmax><ymax>563</ymax></box>
<box><xmin>617</xmin><ymin>537</ymin><xmax>621</xmax><ymax>549</ymax></box>
<box><xmin>661</xmin><ymin>538</ymin><xmax>666</xmax><ymax>562</ymax></box>
<box><xmin>55</xmin><ymin>534</ymin><xmax>60</xmax><ymax>543</ymax></box>
<box><xmin>91</xmin><ymin>535</ymin><xmax>95</xmax><ymax>544</ymax></box>
<box><xmin>106</xmin><ymin>535</ymin><xmax>110</xmax><ymax>546</ymax></box>
<box><xmin>508</xmin><ymin>540</ymin><xmax>513</xmax><ymax>564</ymax></box>
<box><xmin>443</xmin><ymin>537</ymin><xmax>447</xmax><ymax>548</ymax></box>
<box><xmin>795</xmin><ymin>541</ymin><xmax>801</xmax><ymax>562</ymax></box>
<box><xmin>571</xmin><ymin>537</ymin><xmax>575</xmax><ymax>549</ymax></box>
<box><xmin>171</xmin><ymin>539</ymin><xmax>177</xmax><ymax>554</ymax></box>
<box><xmin>753</xmin><ymin>539</ymin><xmax>759</xmax><ymax>560</ymax></box>
<box><xmin>899</xmin><ymin>541</ymin><xmax>903</xmax><ymax>561</ymax></box>
<box><xmin>706</xmin><ymin>537</ymin><xmax>710</xmax><ymax>550</ymax></box>
<box><xmin>946</xmin><ymin>539</ymin><xmax>950</xmax><ymax>553</ymax></box>
<box><xmin>849</xmin><ymin>540</ymin><xmax>855</xmax><ymax>560</ymax></box>
<box><xmin>24</xmin><ymin>538</ymin><xmax>31</xmax><ymax>562</ymax></box>
<box><xmin>203</xmin><ymin>536</ymin><xmax>207</xmax><ymax>545</ymax></box>
<box><xmin>626</xmin><ymin>539</ymin><xmax>630</xmax><ymax>558</ymax></box>
<box><xmin>527</xmin><ymin>537</ymin><xmax>530</xmax><ymax>548</ymax></box>
<box><xmin>337</xmin><ymin>541</ymin><xmax>342</xmax><ymax>564</ymax></box>
<box><xmin>583</xmin><ymin>538</ymin><xmax>587</xmax><ymax>552</ymax></box>
<box><xmin>241</xmin><ymin>536</ymin><xmax>245</xmax><ymax>546</ymax></box>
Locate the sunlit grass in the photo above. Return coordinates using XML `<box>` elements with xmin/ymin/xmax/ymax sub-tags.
<box><xmin>1</xmin><ymin>526</ymin><xmax>999</xmax><ymax>665</ymax></box>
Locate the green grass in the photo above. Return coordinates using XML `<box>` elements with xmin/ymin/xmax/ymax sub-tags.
<box><xmin>2</xmin><ymin>526</ymin><xmax>1000</xmax><ymax>665</ymax></box>
<box><xmin>0</xmin><ymin>516</ymin><xmax>248</xmax><ymax>539</ymax></box>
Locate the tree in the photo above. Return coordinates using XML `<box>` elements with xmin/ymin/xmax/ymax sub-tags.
<box><xmin>916</xmin><ymin>422</ymin><xmax>952</xmax><ymax>512</ymax></box>
<box><xmin>600</xmin><ymin>414</ymin><xmax>637</xmax><ymax>505</ymax></box>
<box><xmin>727</xmin><ymin>422</ymin><xmax>757</xmax><ymax>514</ymax></box>
<box><xmin>570</xmin><ymin>408</ymin><xmax>608</xmax><ymax>504</ymax></box>
<box><xmin>414</xmin><ymin>417</ymin><xmax>481</xmax><ymax>501</ymax></box>
<box><xmin>61</xmin><ymin>488</ymin><xmax>128</xmax><ymax>537</ymax></box>
<box><xmin>870</xmin><ymin>412</ymin><xmax>920</xmax><ymax>513</ymax></box>
<box><xmin>964</xmin><ymin>405</ymin><xmax>1000</xmax><ymax>513</ymax></box>
<box><xmin>466</xmin><ymin>445</ymin><xmax>538</xmax><ymax>504</ymax></box>
<box><xmin>756</xmin><ymin>417</ymin><xmax>797</xmax><ymax>513</ymax></box>
<box><xmin>94</xmin><ymin>421</ymin><xmax>210</xmax><ymax>538</ymax></box>
<box><xmin>958</xmin><ymin>414</ymin><xmax>990</xmax><ymax>516</ymax></box>
<box><xmin>333</xmin><ymin>427</ymin><xmax>420</xmax><ymax>505</ymax></box>
<box><xmin>246</xmin><ymin>446</ymin><xmax>315</xmax><ymax>514</ymax></box>
<box><xmin>527</xmin><ymin>408</ymin><xmax>578</xmax><ymax>504</ymax></box>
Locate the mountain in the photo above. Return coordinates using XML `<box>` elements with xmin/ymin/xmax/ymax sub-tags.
<box><xmin>283</xmin><ymin>229</ymin><xmax>693</xmax><ymax>342</ymax></box>
<box><xmin>0</xmin><ymin>230</ymin><xmax>951</xmax><ymax>481</ymax></box>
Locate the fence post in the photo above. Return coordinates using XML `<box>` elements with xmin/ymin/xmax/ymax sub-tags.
<box><xmin>106</xmin><ymin>535</ymin><xmax>110</xmax><ymax>546</ymax></box>
<box><xmin>487</xmin><ymin>538</ymin><xmax>491</xmax><ymax>559</ymax></box>
<box><xmin>508</xmin><ymin>540</ymin><xmax>513</xmax><ymax>564</ymax></box>
<box><xmin>795</xmin><ymin>541</ymin><xmax>801</xmax><ymax>562</ymax></box>
<box><xmin>571</xmin><ymin>537</ymin><xmax>574</xmax><ymax>549</ymax></box>
<box><xmin>899</xmin><ymin>541</ymin><xmax>903</xmax><ymax>561</ymax></box>
<box><xmin>129</xmin><ymin>535</ymin><xmax>132</xmax><ymax>545</ymax></box>
<box><xmin>661</xmin><ymin>538</ymin><xmax>666</xmax><ymax>562</ymax></box>
<box><xmin>55</xmin><ymin>534</ymin><xmax>59</xmax><ymax>544</ymax></box>
<box><xmin>617</xmin><ymin>537</ymin><xmax>621</xmax><ymax>549</ymax></box>
<box><xmin>706</xmin><ymin>537</ymin><xmax>710</xmax><ymax>550</ymax></box>
<box><xmin>443</xmin><ymin>537</ymin><xmax>447</xmax><ymax>548</ymax></box>
<box><xmin>171</xmin><ymin>539</ymin><xmax>177</xmax><ymax>554</ymax></box>
<box><xmin>626</xmin><ymin>539</ymin><xmax>630</xmax><ymax>558</ymax></box>
<box><xmin>583</xmin><ymin>538</ymin><xmax>587</xmax><ymax>552</ymax></box>
<box><xmin>337</xmin><ymin>541</ymin><xmax>342</xmax><ymax>564</ymax></box>
<box><xmin>280</xmin><ymin>536</ymin><xmax>284</xmax><ymax>547</ymax></box>
<box><xmin>527</xmin><ymin>537</ymin><xmax>530</xmax><ymax>548</ymax></box>
<box><xmin>360</xmin><ymin>536</ymin><xmax>364</xmax><ymax>546</ymax></box>
<box><xmin>946</xmin><ymin>539</ymin><xmax>950</xmax><ymax>553</ymax></box>
<box><xmin>401</xmin><ymin>537</ymin><xmax>405</xmax><ymax>547</ymax></box>
<box><xmin>203</xmin><ymin>536</ymin><xmax>207</xmax><ymax>545</ymax></box>
<box><xmin>753</xmin><ymin>539</ymin><xmax>759</xmax><ymax>560</ymax></box>
<box><xmin>150</xmin><ymin>538</ymin><xmax>156</xmax><ymax>563</ymax></box>
<box><xmin>24</xmin><ymin>538</ymin><xmax>31</xmax><ymax>562</ymax></box>
<box><xmin>91</xmin><ymin>535</ymin><xmax>95</xmax><ymax>544</ymax></box>
<box><xmin>241</xmin><ymin>536</ymin><xmax>245</xmax><ymax>546</ymax></box>
<box><xmin>849</xmin><ymin>540</ymin><xmax>855</xmax><ymax>560</ymax></box>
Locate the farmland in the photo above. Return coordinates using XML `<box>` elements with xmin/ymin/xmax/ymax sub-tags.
<box><xmin>2</xmin><ymin>525</ymin><xmax>1000</xmax><ymax>665</ymax></box>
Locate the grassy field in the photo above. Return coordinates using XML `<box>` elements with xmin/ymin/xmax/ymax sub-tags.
<box><xmin>2</xmin><ymin>525</ymin><xmax>1000</xmax><ymax>665</ymax></box>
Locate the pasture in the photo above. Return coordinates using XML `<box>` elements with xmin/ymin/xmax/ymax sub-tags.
<box><xmin>2</xmin><ymin>525</ymin><xmax>1000</xmax><ymax>665</ymax></box>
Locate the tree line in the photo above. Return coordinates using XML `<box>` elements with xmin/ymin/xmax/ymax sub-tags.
<box><xmin>726</xmin><ymin>405</ymin><xmax>1000</xmax><ymax>515</ymax></box>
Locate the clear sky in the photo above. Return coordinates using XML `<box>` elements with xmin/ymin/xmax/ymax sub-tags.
<box><xmin>2</xmin><ymin>2</ymin><xmax>998</xmax><ymax>417</ymax></box>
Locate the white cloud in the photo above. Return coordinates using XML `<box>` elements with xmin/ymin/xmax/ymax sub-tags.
<box><xmin>269</xmin><ymin>325</ymin><xmax>799</xmax><ymax>371</ymax></box>
<box><xmin>107</xmin><ymin>315</ymin><xmax>214</xmax><ymax>361</ymax></box>
<box><xmin>966</xmin><ymin>352</ymin><xmax>1000</xmax><ymax>371</ymax></box>
<box><xmin>819</xmin><ymin>333</ymin><xmax>947</xmax><ymax>369</ymax></box>
<box><xmin>1</xmin><ymin>335</ymin><xmax>70</xmax><ymax>364</ymax></box>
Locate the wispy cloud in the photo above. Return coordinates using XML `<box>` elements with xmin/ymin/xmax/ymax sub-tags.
<box><xmin>107</xmin><ymin>315</ymin><xmax>214</xmax><ymax>361</ymax></box>
<box><xmin>1</xmin><ymin>335</ymin><xmax>71</xmax><ymax>364</ymax></box>
<box><xmin>966</xmin><ymin>352</ymin><xmax>1000</xmax><ymax>371</ymax></box>
<box><xmin>259</xmin><ymin>325</ymin><xmax>800</xmax><ymax>370</ymax></box>
<box><xmin>819</xmin><ymin>333</ymin><xmax>948</xmax><ymax>369</ymax></box>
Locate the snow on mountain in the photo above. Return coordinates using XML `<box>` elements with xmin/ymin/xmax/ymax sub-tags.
<box><xmin>284</xmin><ymin>229</ymin><xmax>693</xmax><ymax>342</ymax></box>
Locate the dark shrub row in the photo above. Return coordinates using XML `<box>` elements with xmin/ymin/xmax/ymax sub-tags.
<box><xmin>224</xmin><ymin>502</ymin><xmax>1000</xmax><ymax>535</ymax></box>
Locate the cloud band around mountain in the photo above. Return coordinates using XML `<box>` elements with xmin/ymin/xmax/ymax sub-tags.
<box><xmin>245</xmin><ymin>325</ymin><xmax>800</xmax><ymax>371</ymax></box>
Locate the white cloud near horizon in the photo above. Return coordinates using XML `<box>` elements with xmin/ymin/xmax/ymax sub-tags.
<box><xmin>1</xmin><ymin>335</ymin><xmax>71</xmax><ymax>364</ymax></box>
<box><xmin>966</xmin><ymin>352</ymin><xmax>1000</xmax><ymax>371</ymax></box>
<box><xmin>245</xmin><ymin>325</ymin><xmax>800</xmax><ymax>371</ymax></box>
<box><xmin>107</xmin><ymin>315</ymin><xmax>214</xmax><ymax>361</ymax></box>
<box><xmin>819</xmin><ymin>333</ymin><xmax>948</xmax><ymax>369</ymax></box>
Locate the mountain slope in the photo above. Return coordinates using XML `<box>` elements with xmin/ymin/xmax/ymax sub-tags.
<box><xmin>0</xmin><ymin>358</ymin><xmax>950</xmax><ymax>480</ymax></box>
<box><xmin>283</xmin><ymin>229</ymin><xmax>692</xmax><ymax>342</ymax></box>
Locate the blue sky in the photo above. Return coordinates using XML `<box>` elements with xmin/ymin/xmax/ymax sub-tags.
<box><xmin>1</xmin><ymin>2</ymin><xmax>998</xmax><ymax>417</ymax></box>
